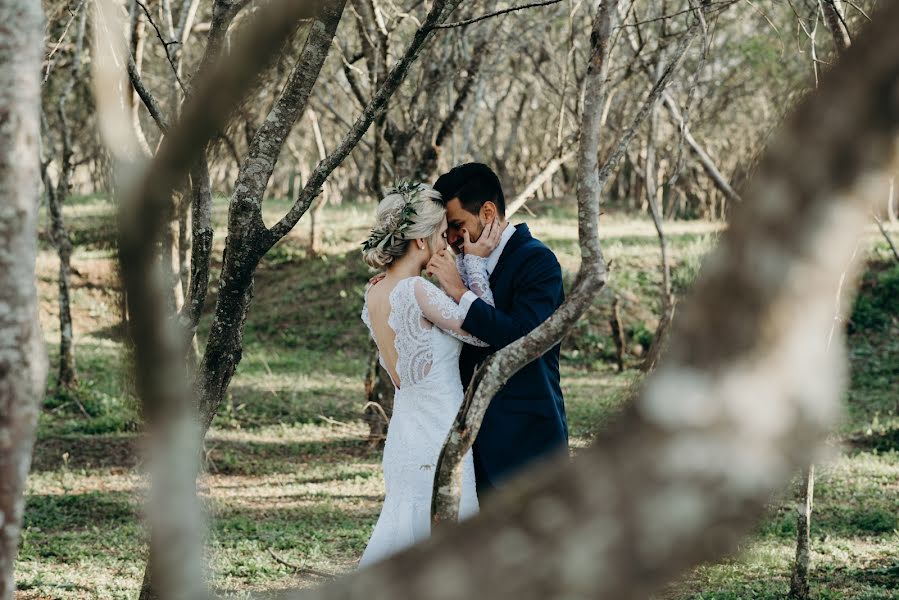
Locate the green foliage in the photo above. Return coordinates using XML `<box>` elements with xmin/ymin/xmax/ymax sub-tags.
<box><xmin>850</xmin><ymin>262</ymin><xmax>899</xmax><ymax>333</ymax></box>
<box><xmin>630</xmin><ymin>321</ymin><xmax>654</xmax><ymax>352</ymax></box>
<box><xmin>45</xmin><ymin>378</ymin><xmax>140</xmax><ymax>435</ymax></box>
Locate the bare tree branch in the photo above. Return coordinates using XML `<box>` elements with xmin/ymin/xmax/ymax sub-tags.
<box><xmin>434</xmin><ymin>0</ymin><xmax>562</xmax><ymax>30</ymax></box>
<box><xmin>128</xmin><ymin>54</ymin><xmax>170</xmax><ymax>131</ymax></box>
<box><xmin>661</xmin><ymin>91</ymin><xmax>742</xmax><ymax>203</ymax></box>
<box><xmin>267</xmin><ymin>0</ymin><xmax>464</xmax><ymax>241</ymax></box>
<box><xmin>506</xmin><ymin>147</ymin><xmax>577</xmax><ymax>217</ymax></box>
<box><xmin>873</xmin><ymin>214</ymin><xmax>899</xmax><ymax>264</ymax></box>
<box><xmin>135</xmin><ymin>0</ymin><xmax>188</xmax><ymax>94</ymax></box>
<box><xmin>43</xmin><ymin>0</ymin><xmax>87</xmax><ymax>82</ymax></box>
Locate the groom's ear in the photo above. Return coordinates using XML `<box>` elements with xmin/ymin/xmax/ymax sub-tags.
<box><xmin>480</xmin><ymin>201</ymin><xmax>497</xmax><ymax>222</ymax></box>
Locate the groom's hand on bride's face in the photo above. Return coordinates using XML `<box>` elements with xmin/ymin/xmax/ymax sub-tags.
<box><xmin>427</xmin><ymin>250</ymin><xmax>467</xmax><ymax>302</ymax></box>
<box><xmin>462</xmin><ymin>219</ymin><xmax>503</xmax><ymax>258</ymax></box>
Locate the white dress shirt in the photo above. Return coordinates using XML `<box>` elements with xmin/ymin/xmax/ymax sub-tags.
<box><xmin>458</xmin><ymin>223</ymin><xmax>516</xmax><ymax>315</ymax></box>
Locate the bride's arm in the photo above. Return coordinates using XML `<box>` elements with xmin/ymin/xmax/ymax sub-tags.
<box><xmin>456</xmin><ymin>253</ymin><xmax>470</xmax><ymax>287</ymax></box>
<box><xmin>459</xmin><ymin>254</ymin><xmax>494</xmax><ymax>308</ymax></box>
<box><xmin>456</xmin><ymin>220</ymin><xmax>502</xmax><ymax>310</ymax></box>
<box><xmin>412</xmin><ymin>278</ymin><xmax>490</xmax><ymax>347</ymax></box>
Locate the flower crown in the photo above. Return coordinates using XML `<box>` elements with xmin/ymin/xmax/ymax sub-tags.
<box><xmin>361</xmin><ymin>180</ymin><xmax>427</xmax><ymax>253</ymax></box>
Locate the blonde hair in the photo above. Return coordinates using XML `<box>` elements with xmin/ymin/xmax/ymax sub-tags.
<box><xmin>362</xmin><ymin>183</ymin><xmax>445</xmax><ymax>269</ymax></box>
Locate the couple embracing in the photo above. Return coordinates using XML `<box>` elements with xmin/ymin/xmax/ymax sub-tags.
<box><xmin>358</xmin><ymin>163</ymin><xmax>568</xmax><ymax>566</ymax></box>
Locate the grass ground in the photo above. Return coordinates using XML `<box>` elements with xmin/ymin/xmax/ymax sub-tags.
<box><xmin>18</xmin><ymin>195</ymin><xmax>899</xmax><ymax>599</ymax></box>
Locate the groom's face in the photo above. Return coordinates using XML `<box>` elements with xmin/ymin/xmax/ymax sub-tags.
<box><xmin>444</xmin><ymin>198</ymin><xmax>485</xmax><ymax>253</ymax></box>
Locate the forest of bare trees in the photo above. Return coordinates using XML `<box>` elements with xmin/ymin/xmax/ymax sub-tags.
<box><xmin>2</xmin><ymin>0</ymin><xmax>898</xmax><ymax>599</ymax></box>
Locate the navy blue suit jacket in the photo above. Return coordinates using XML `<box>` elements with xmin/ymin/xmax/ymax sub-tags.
<box><xmin>460</xmin><ymin>223</ymin><xmax>568</xmax><ymax>496</ymax></box>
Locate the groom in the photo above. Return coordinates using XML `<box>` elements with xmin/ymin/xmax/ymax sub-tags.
<box><xmin>432</xmin><ymin>163</ymin><xmax>568</xmax><ymax>496</ymax></box>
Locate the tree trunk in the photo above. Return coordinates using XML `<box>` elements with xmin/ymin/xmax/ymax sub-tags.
<box><xmin>887</xmin><ymin>176</ymin><xmax>897</xmax><ymax>223</ymax></box>
<box><xmin>128</xmin><ymin>0</ymin><xmax>153</xmax><ymax>156</ymax></box>
<box><xmin>363</xmin><ymin>343</ymin><xmax>393</xmax><ymax>448</ymax></box>
<box><xmin>0</xmin><ymin>0</ymin><xmax>48</xmax><ymax>597</ymax></box>
<box><xmin>178</xmin><ymin>190</ymin><xmax>191</xmax><ymax>300</ymax></box>
<box><xmin>785</xmin><ymin>9</ymin><xmax>855</xmax><ymax>597</ymax></box>
<box><xmin>642</xmin><ymin>63</ymin><xmax>675</xmax><ymax>373</ymax></box>
<box><xmin>307</xmin><ymin>108</ymin><xmax>329</xmax><ymax>255</ymax></box>
<box><xmin>92</xmin><ymin>0</ymin><xmax>338</xmax><ymax>596</ymax></box>
<box><xmin>822</xmin><ymin>0</ymin><xmax>851</xmax><ymax>54</ymax></box>
<box><xmin>789</xmin><ymin>465</ymin><xmax>815</xmax><ymax>600</ymax></box>
<box><xmin>52</xmin><ymin>202</ymin><xmax>77</xmax><ymax>389</ymax></box>
<box><xmin>609</xmin><ymin>296</ymin><xmax>626</xmax><ymax>372</ymax></box>
<box><xmin>194</xmin><ymin>0</ymin><xmax>350</xmax><ymax>432</ymax></box>
<box><xmin>43</xmin><ymin>155</ymin><xmax>77</xmax><ymax>390</ymax></box>
<box><xmin>43</xmin><ymin>6</ymin><xmax>87</xmax><ymax>391</ymax></box>
<box><xmin>162</xmin><ymin>193</ymin><xmax>186</xmax><ymax>313</ymax></box>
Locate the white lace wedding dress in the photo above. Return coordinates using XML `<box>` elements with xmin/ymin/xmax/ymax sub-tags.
<box><xmin>358</xmin><ymin>255</ymin><xmax>494</xmax><ymax>567</ymax></box>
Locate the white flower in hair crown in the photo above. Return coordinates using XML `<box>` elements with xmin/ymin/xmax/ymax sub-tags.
<box><xmin>362</xmin><ymin>180</ymin><xmax>427</xmax><ymax>253</ymax></box>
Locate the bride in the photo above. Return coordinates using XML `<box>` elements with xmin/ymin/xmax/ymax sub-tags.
<box><xmin>358</xmin><ymin>181</ymin><xmax>502</xmax><ymax>566</ymax></box>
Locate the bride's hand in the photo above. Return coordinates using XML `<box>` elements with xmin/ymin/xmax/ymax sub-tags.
<box><xmin>462</xmin><ymin>219</ymin><xmax>504</xmax><ymax>258</ymax></box>
<box><xmin>427</xmin><ymin>250</ymin><xmax>467</xmax><ymax>302</ymax></box>
<box><xmin>368</xmin><ymin>272</ymin><xmax>387</xmax><ymax>287</ymax></box>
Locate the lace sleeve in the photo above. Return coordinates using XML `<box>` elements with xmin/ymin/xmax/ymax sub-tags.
<box><xmin>456</xmin><ymin>254</ymin><xmax>470</xmax><ymax>287</ymax></box>
<box><xmin>462</xmin><ymin>254</ymin><xmax>494</xmax><ymax>307</ymax></box>
<box><xmin>412</xmin><ymin>278</ymin><xmax>489</xmax><ymax>347</ymax></box>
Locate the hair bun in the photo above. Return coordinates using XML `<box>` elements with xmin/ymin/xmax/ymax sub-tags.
<box><xmin>362</xmin><ymin>246</ymin><xmax>394</xmax><ymax>269</ymax></box>
<box><xmin>361</xmin><ymin>181</ymin><xmax>446</xmax><ymax>270</ymax></box>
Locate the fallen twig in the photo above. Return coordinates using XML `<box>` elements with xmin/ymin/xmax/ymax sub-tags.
<box><xmin>268</xmin><ymin>548</ymin><xmax>337</xmax><ymax>579</ymax></box>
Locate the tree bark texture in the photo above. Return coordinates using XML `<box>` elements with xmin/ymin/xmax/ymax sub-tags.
<box><xmin>822</xmin><ymin>0</ymin><xmax>850</xmax><ymax>56</ymax></box>
<box><xmin>610</xmin><ymin>295</ymin><xmax>626</xmax><ymax>373</ymax></box>
<box><xmin>789</xmin><ymin>464</ymin><xmax>815</xmax><ymax>600</ymax></box>
<box><xmin>0</xmin><ymin>1</ymin><xmax>49</xmax><ymax>597</ymax></box>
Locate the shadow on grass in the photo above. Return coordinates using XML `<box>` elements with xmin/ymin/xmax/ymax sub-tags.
<box><xmin>761</xmin><ymin>502</ymin><xmax>899</xmax><ymax>539</ymax></box>
<box><xmin>826</xmin><ymin>556</ymin><xmax>899</xmax><ymax>589</ymax></box>
<box><xmin>848</xmin><ymin>428</ymin><xmax>899</xmax><ymax>453</ymax></box>
<box><xmin>205</xmin><ymin>437</ymin><xmax>378</xmax><ymax>476</ymax></box>
<box><xmin>210</xmin><ymin>469</ymin><xmax>379</xmax><ymax>491</ymax></box>
<box><xmin>88</xmin><ymin>321</ymin><xmax>130</xmax><ymax>342</ymax></box>
<box><xmin>204</xmin><ymin>502</ymin><xmax>373</xmax><ymax>588</ymax></box>
<box><xmin>19</xmin><ymin>493</ymin><xmax>143</xmax><ymax>565</ymax></box>
<box><xmin>24</xmin><ymin>490</ymin><xmax>137</xmax><ymax>532</ymax></box>
<box><xmin>31</xmin><ymin>433</ymin><xmax>140</xmax><ymax>472</ymax></box>
<box><xmin>224</xmin><ymin>383</ymin><xmax>365</xmax><ymax>428</ymax></box>
<box><xmin>668</xmin><ymin>555</ymin><xmax>898</xmax><ymax>600</ymax></box>
<box><xmin>33</xmin><ymin>431</ymin><xmax>378</xmax><ymax>477</ymax></box>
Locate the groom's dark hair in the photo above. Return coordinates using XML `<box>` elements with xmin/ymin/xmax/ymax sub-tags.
<box><xmin>433</xmin><ymin>163</ymin><xmax>506</xmax><ymax>218</ymax></box>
